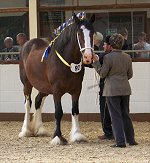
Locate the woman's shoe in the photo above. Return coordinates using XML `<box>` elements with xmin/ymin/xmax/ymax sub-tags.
<box><xmin>129</xmin><ymin>141</ymin><xmax>138</xmax><ymax>146</ymax></box>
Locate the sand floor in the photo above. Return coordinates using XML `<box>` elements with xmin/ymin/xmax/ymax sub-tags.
<box><xmin>0</xmin><ymin>121</ymin><xmax>150</xmax><ymax>163</ymax></box>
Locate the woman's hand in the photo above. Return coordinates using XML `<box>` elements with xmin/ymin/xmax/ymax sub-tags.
<box><xmin>92</xmin><ymin>53</ymin><xmax>99</xmax><ymax>62</ymax></box>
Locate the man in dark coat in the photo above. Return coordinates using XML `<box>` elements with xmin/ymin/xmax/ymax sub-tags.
<box><xmin>86</xmin><ymin>34</ymin><xmax>113</xmax><ymax>140</ymax></box>
<box><xmin>98</xmin><ymin>35</ymin><xmax>113</xmax><ymax>140</ymax></box>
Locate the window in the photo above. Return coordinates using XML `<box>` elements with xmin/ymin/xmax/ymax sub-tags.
<box><xmin>39</xmin><ymin>0</ymin><xmax>150</xmax><ymax>61</ymax></box>
<box><xmin>0</xmin><ymin>0</ymin><xmax>28</xmax><ymax>7</ymax></box>
<box><xmin>0</xmin><ymin>12</ymin><xmax>29</xmax><ymax>61</ymax></box>
<box><xmin>0</xmin><ymin>0</ymin><xmax>29</xmax><ymax>62</ymax></box>
<box><xmin>40</xmin><ymin>0</ymin><xmax>75</xmax><ymax>6</ymax></box>
<box><xmin>39</xmin><ymin>11</ymin><xmax>65</xmax><ymax>40</ymax></box>
<box><xmin>0</xmin><ymin>12</ymin><xmax>29</xmax><ymax>49</ymax></box>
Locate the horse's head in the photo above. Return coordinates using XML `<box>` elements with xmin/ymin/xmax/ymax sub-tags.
<box><xmin>74</xmin><ymin>13</ymin><xmax>95</xmax><ymax>65</ymax></box>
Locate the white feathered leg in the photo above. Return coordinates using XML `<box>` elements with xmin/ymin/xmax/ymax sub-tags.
<box><xmin>70</xmin><ymin>115</ymin><xmax>87</xmax><ymax>143</ymax></box>
<box><xmin>19</xmin><ymin>96</ymin><xmax>32</xmax><ymax>137</ymax></box>
<box><xmin>31</xmin><ymin>97</ymin><xmax>49</xmax><ymax>136</ymax></box>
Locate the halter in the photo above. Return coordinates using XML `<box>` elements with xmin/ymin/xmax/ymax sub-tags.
<box><xmin>77</xmin><ymin>32</ymin><xmax>94</xmax><ymax>53</ymax></box>
<box><xmin>54</xmin><ymin>31</ymin><xmax>93</xmax><ymax>73</ymax></box>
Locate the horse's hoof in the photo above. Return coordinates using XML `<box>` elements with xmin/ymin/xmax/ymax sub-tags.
<box><xmin>34</xmin><ymin>127</ymin><xmax>50</xmax><ymax>137</ymax></box>
<box><xmin>18</xmin><ymin>129</ymin><xmax>32</xmax><ymax>138</ymax></box>
<box><xmin>59</xmin><ymin>136</ymin><xmax>68</xmax><ymax>145</ymax></box>
<box><xmin>70</xmin><ymin>133</ymin><xmax>87</xmax><ymax>143</ymax></box>
<box><xmin>51</xmin><ymin>136</ymin><xmax>68</xmax><ymax>145</ymax></box>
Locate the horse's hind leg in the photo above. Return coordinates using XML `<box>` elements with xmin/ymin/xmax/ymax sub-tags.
<box><xmin>30</xmin><ymin>92</ymin><xmax>49</xmax><ymax>136</ymax></box>
<box><xmin>19</xmin><ymin>84</ymin><xmax>33</xmax><ymax>137</ymax></box>
<box><xmin>51</xmin><ymin>94</ymin><xmax>67</xmax><ymax>145</ymax></box>
<box><xmin>70</xmin><ymin>94</ymin><xmax>87</xmax><ymax>143</ymax></box>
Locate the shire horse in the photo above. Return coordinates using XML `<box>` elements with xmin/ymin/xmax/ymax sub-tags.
<box><xmin>19</xmin><ymin>14</ymin><xmax>95</xmax><ymax>145</ymax></box>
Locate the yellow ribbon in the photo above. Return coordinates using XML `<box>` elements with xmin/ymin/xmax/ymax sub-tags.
<box><xmin>55</xmin><ymin>50</ymin><xmax>71</xmax><ymax>67</ymax></box>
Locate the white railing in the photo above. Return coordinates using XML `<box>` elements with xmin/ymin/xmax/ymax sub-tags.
<box><xmin>94</xmin><ymin>50</ymin><xmax>150</xmax><ymax>53</ymax></box>
<box><xmin>0</xmin><ymin>52</ymin><xmax>20</xmax><ymax>61</ymax></box>
<box><xmin>0</xmin><ymin>50</ymin><xmax>150</xmax><ymax>62</ymax></box>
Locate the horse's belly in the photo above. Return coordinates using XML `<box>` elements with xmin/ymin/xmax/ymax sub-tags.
<box><xmin>25</xmin><ymin>53</ymin><xmax>84</xmax><ymax>95</ymax></box>
<box><xmin>28</xmin><ymin>75</ymin><xmax>52</xmax><ymax>93</ymax></box>
<box><xmin>25</xmin><ymin>59</ymin><xmax>52</xmax><ymax>94</ymax></box>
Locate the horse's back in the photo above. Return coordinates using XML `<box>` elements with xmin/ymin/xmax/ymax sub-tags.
<box><xmin>21</xmin><ymin>38</ymin><xmax>49</xmax><ymax>60</ymax></box>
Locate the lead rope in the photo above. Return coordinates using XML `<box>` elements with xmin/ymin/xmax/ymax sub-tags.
<box><xmin>93</xmin><ymin>42</ymin><xmax>100</xmax><ymax>105</ymax></box>
<box><xmin>94</xmin><ymin>70</ymin><xmax>100</xmax><ymax>105</ymax></box>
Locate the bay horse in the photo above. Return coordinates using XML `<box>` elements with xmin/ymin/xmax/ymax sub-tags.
<box><xmin>19</xmin><ymin>14</ymin><xmax>95</xmax><ymax>145</ymax></box>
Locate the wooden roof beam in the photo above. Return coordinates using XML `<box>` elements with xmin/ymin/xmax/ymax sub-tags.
<box><xmin>39</xmin><ymin>3</ymin><xmax>150</xmax><ymax>11</ymax></box>
<box><xmin>0</xmin><ymin>8</ymin><xmax>28</xmax><ymax>13</ymax></box>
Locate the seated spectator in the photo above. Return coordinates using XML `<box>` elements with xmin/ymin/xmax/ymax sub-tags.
<box><xmin>93</xmin><ymin>32</ymin><xmax>103</xmax><ymax>51</ymax></box>
<box><xmin>120</xmin><ymin>28</ymin><xmax>129</xmax><ymax>50</ymax></box>
<box><xmin>133</xmin><ymin>32</ymin><xmax>150</xmax><ymax>58</ymax></box>
<box><xmin>16</xmin><ymin>33</ymin><xmax>27</xmax><ymax>49</ymax></box>
<box><xmin>84</xmin><ymin>32</ymin><xmax>103</xmax><ymax>68</ymax></box>
<box><xmin>2</xmin><ymin>37</ymin><xmax>19</xmax><ymax>60</ymax></box>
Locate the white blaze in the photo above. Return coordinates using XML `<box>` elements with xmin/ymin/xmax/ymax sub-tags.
<box><xmin>81</xmin><ymin>25</ymin><xmax>92</xmax><ymax>55</ymax></box>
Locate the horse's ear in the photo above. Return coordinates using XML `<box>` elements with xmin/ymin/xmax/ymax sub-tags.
<box><xmin>90</xmin><ymin>14</ymin><xmax>95</xmax><ymax>24</ymax></box>
<box><xmin>73</xmin><ymin>13</ymin><xmax>80</xmax><ymax>24</ymax></box>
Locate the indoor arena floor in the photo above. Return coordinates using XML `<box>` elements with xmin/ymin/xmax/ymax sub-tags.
<box><xmin>0</xmin><ymin>121</ymin><xmax>150</xmax><ymax>163</ymax></box>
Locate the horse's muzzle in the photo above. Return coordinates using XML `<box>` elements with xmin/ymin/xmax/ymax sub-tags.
<box><xmin>83</xmin><ymin>54</ymin><xmax>93</xmax><ymax>65</ymax></box>
<box><xmin>82</xmin><ymin>48</ymin><xmax>93</xmax><ymax>64</ymax></box>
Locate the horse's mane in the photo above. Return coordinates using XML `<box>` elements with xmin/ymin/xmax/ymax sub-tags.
<box><xmin>53</xmin><ymin>19</ymin><xmax>95</xmax><ymax>54</ymax></box>
<box><xmin>53</xmin><ymin>23</ymin><xmax>77</xmax><ymax>54</ymax></box>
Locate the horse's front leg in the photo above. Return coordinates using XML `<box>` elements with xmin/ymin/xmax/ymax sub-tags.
<box><xmin>51</xmin><ymin>94</ymin><xmax>67</xmax><ymax>145</ymax></box>
<box><xmin>70</xmin><ymin>94</ymin><xmax>87</xmax><ymax>143</ymax></box>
